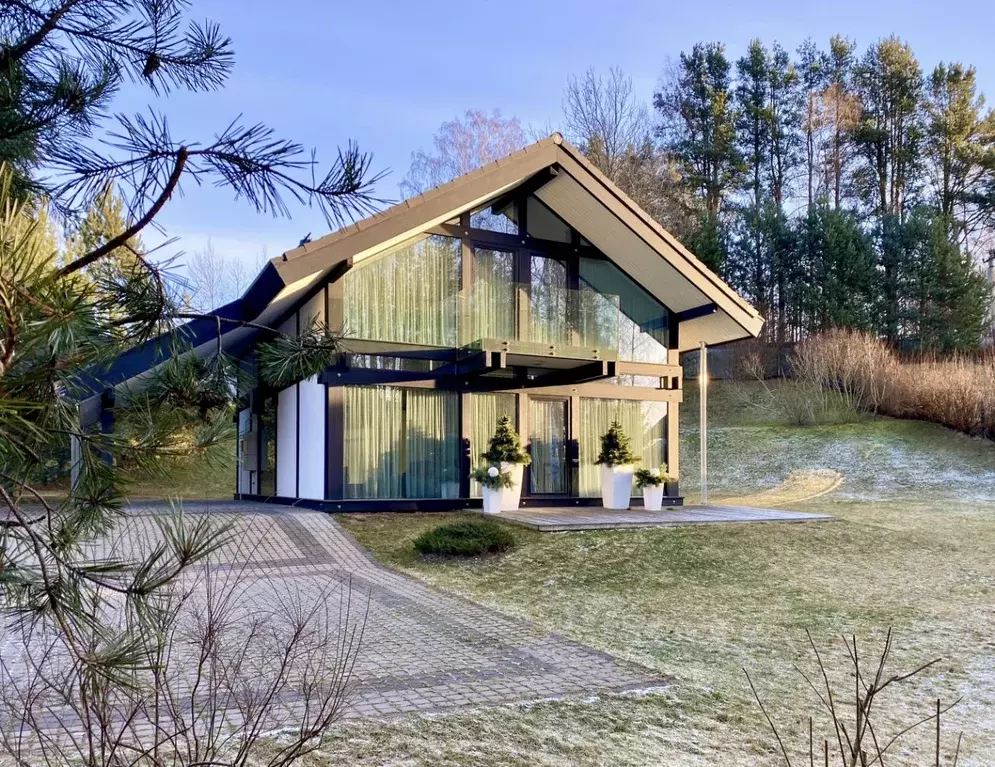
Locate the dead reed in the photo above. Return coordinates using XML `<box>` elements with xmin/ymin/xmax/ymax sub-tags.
<box><xmin>793</xmin><ymin>329</ymin><xmax>995</xmax><ymax>440</ymax></box>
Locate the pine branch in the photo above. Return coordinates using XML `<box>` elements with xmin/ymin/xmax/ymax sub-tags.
<box><xmin>55</xmin><ymin>147</ymin><xmax>187</xmax><ymax>277</ymax></box>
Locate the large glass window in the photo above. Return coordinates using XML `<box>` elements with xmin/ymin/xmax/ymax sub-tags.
<box><xmin>530</xmin><ymin>255</ymin><xmax>569</xmax><ymax>345</ymax></box>
<box><xmin>470</xmin><ymin>201</ymin><xmax>518</xmax><ymax>234</ymax></box>
<box><xmin>468</xmin><ymin>392</ymin><xmax>517</xmax><ymax>497</ymax></box>
<box><xmin>465</xmin><ymin>247</ymin><xmax>515</xmax><ymax>342</ymax></box>
<box><xmin>580</xmin><ymin>258</ymin><xmax>669</xmax><ymax>363</ymax></box>
<box><xmin>258</xmin><ymin>396</ymin><xmax>277</xmax><ymax>496</ymax></box>
<box><xmin>343</xmin><ymin>386</ymin><xmax>459</xmax><ymax>499</ymax></box>
<box><xmin>526</xmin><ymin>197</ymin><xmax>572</xmax><ymax>243</ymax></box>
<box><xmin>343</xmin><ymin>235</ymin><xmax>460</xmax><ymax>347</ymax></box>
<box><xmin>579</xmin><ymin>398</ymin><xmax>667</xmax><ymax>497</ymax></box>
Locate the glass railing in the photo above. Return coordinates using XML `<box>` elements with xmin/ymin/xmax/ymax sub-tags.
<box><xmin>336</xmin><ymin>286</ymin><xmax>621</xmax><ymax>357</ymax></box>
<box><xmin>459</xmin><ymin>284</ymin><xmax>620</xmax><ymax>356</ymax></box>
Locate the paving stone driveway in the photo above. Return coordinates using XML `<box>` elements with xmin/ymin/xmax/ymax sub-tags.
<box><xmin>126</xmin><ymin>501</ymin><xmax>664</xmax><ymax>718</ymax></box>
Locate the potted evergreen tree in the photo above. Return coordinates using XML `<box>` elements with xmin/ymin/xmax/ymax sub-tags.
<box><xmin>635</xmin><ymin>467</ymin><xmax>671</xmax><ymax>511</ymax></box>
<box><xmin>595</xmin><ymin>421</ymin><xmax>639</xmax><ymax>510</ymax></box>
<box><xmin>482</xmin><ymin>416</ymin><xmax>531</xmax><ymax>511</ymax></box>
<box><xmin>471</xmin><ymin>465</ymin><xmax>514</xmax><ymax>514</ymax></box>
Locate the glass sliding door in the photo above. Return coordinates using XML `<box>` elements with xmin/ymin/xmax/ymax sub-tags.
<box><xmin>468</xmin><ymin>393</ymin><xmax>517</xmax><ymax>497</ymax></box>
<box><xmin>343</xmin><ymin>386</ymin><xmax>459</xmax><ymax>499</ymax></box>
<box><xmin>529</xmin><ymin>398</ymin><xmax>568</xmax><ymax>495</ymax></box>
<box><xmin>343</xmin><ymin>386</ymin><xmax>404</xmax><ymax>499</ymax></box>
<box><xmin>578</xmin><ymin>398</ymin><xmax>667</xmax><ymax>497</ymax></box>
<box><xmin>405</xmin><ymin>389</ymin><xmax>460</xmax><ymax>499</ymax></box>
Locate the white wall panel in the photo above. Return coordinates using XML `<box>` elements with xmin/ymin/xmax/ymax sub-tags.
<box><xmin>297</xmin><ymin>375</ymin><xmax>326</xmax><ymax>499</ymax></box>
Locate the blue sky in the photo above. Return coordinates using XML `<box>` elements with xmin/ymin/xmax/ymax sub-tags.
<box><xmin>119</xmin><ymin>0</ymin><xmax>995</xmax><ymax>271</ymax></box>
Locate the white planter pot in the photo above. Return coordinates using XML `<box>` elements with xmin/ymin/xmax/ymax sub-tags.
<box><xmin>499</xmin><ymin>462</ymin><xmax>524</xmax><ymax>511</ymax></box>
<box><xmin>482</xmin><ymin>486</ymin><xmax>503</xmax><ymax>514</ymax></box>
<box><xmin>600</xmin><ymin>464</ymin><xmax>634</xmax><ymax>510</ymax></box>
<box><xmin>643</xmin><ymin>484</ymin><xmax>664</xmax><ymax>511</ymax></box>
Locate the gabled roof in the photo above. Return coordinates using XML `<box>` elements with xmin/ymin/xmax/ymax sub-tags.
<box><xmin>271</xmin><ymin>133</ymin><xmax>763</xmax><ymax>349</ymax></box>
<box><xmin>86</xmin><ymin>133</ymin><xmax>762</xmax><ymax>414</ymax></box>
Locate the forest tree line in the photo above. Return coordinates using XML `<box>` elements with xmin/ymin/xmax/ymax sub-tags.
<box><xmin>408</xmin><ymin>38</ymin><xmax>995</xmax><ymax>352</ymax></box>
<box><xmin>573</xmin><ymin>37</ymin><xmax>995</xmax><ymax>351</ymax></box>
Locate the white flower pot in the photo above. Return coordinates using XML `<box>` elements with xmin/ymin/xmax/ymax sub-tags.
<box><xmin>499</xmin><ymin>462</ymin><xmax>524</xmax><ymax>511</ymax></box>
<box><xmin>600</xmin><ymin>464</ymin><xmax>634</xmax><ymax>510</ymax></box>
<box><xmin>482</xmin><ymin>486</ymin><xmax>503</xmax><ymax>514</ymax></box>
<box><xmin>643</xmin><ymin>484</ymin><xmax>664</xmax><ymax>511</ymax></box>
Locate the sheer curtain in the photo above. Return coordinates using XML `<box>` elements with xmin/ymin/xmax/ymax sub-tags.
<box><xmin>529</xmin><ymin>398</ymin><xmax>567</xmax><ymax>494</ymax></box>
<box><xmin>466</xmin><ymin>248</ymin><xmax>515</xmax><ymax>343</ymax></box>
<box><xmin>344</xmin><ymin>386</ymin><xmax>403</xmax><ymax>499</ymax></box>
<box><xmin>579</xmin><ymin>398</ymin><xmax>667</xmax><ymax>497</ymax></box>
<box><xmin>468</xmin><ymin>393</ymin><xmax>516</xmax><ymax>497</ymax></box>
<box><xmin>343</xmin><ymin>386</ymin><xmax>459</xmax><ymax>499</ymax></box>
<box><xmin>405</xmin><ymin>389</ymin><xmax>459</xmax><ymax>498</ymax></box>
<box><xmin>343</xmin><ymin>235</ymin><xmax>460</xmax><ymax>346</ymax></box>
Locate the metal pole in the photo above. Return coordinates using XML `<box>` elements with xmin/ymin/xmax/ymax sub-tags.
<box><xmin>699</xmin><ymin>341</ymin><xmax>708</xmax><ymax>505</ymax></box>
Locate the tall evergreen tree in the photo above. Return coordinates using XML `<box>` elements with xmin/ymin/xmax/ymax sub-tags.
<box><xmin>923</xmin><ymin>63</ymin><xmax>995</xmax><ymax>248</ymax></box>
<box><xmin>851</xmin><ymin>38</ymin><xmax>924</xmax><ymax>218</ymax></box>
<box><xmin>797</xmin><ymin>38</ymin><xmax>827</xmax><ymax>210</ymax></box>
<box><xmin>794</xmin><ymin>205</ymin><xmax>877</xmax><ymax>332</ymax></box>
<box><xmin>0</xmin><ymin>0</ymin><xmax>380</xmax><ymax>717</ymax></box>
<box><xmin>655</xmin><ymin>42</ymin><xmax>743</xmax><ymax>218</ymax></box>
<box><xmin>821</xmin><ymin>36</ymin><xmax>861</xmax><ymax>210</ymax></box>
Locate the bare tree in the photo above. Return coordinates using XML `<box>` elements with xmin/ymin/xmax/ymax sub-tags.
<box><xmin>563</xmin><ymin>67</ymin><xmax>694</xmax><ymax>238</ymax></box>
<box><xmin>401</xmin><ymin>109</ymin><xmax>527</xmax><ymax>197</ymax></box>
<box><xmin>563</xmin><ymin>67</ymin><xmax>650</xmax><ymax>180</ymax></box>
<box><xmin>746</xmin><ymin>629</ymin><xmax>963</xmax><ymax>767</ymax></box>
<box><xmin>186</xmin><ymin>239</ymin><xmax>258</xmax><ymax>312</ymax></box>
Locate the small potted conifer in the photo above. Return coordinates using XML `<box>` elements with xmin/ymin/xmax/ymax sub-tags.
<box><xmin>482</xmin><ymin>416</ymin><xmax>531</xmax><ymax>511</ymax></box>
<box><xmin>595</xmin><ymin>420</ymin><xmax>639</xmax><ymax>510</ymax></box>
<box><xmin>635</xmin><ymin>466</ymin><xmax>672</xmax><ymax>511</ymax></box>
<box><xmin>471</xmin><ymin>465</ymin><xmax>514</xmax><ymax>514</ymax></box>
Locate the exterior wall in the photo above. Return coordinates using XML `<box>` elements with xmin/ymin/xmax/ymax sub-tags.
<box><xmin>297</xmin><ymin>376</ymin><xmax>325</xmax><ymax>499</ymax></box>
<box><xmin>275</xmin><ymin>312</ymin><xmax>298</xmax><ymax>497</ymax></box>
<box><xmin>276</xmin><ymin>384</ymin><xmax>297</xmax><ymax>497</ymax></box>
<box><xmin>297</xmin><ymin>291</ymin><xmax>326</xmax><ymax>500</ymax></box>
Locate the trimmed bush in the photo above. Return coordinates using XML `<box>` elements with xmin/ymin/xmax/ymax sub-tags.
<box><xmin>413</xmin><ymin>520</ymin><xmax>516</xmax><ymax>557</ymax></box>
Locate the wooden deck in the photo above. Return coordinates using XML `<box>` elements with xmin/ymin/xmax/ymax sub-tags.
<box><xmin>493</xmin><ymin>504</ymin><xmax>834</xmax><ymax>532</ymax></box>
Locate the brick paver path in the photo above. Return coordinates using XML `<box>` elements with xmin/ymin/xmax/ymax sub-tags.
<box><xmin>103</xmin><ymin>501</ymin><xmax>662</xmax><ymax>718</ymax></box>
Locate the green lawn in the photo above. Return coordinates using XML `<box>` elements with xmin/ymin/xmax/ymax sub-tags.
<box><xmin>331</xmin><ymin>382</ymin><xmax>995</xmax><ymax>766</ymax></box>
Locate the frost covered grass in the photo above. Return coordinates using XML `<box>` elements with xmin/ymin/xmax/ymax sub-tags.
<box><xmin>334</xmin><ymin>382</ymin><xmax>995</xmax><ymax>766</ymax></box>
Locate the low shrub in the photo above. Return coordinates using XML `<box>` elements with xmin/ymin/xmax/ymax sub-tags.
<box><xmin>413</xmin><ymin>520</ymin><xmax>516</xmax><ymax>557</ymax></box>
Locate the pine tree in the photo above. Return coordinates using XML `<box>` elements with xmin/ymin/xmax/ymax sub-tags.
<box><xmin>655</xmin><ymin>42</ymin><xmax>743</xmax><ymax>218</ymax></box>
<box><xmin>923</xmin><ymin>62</ymin><xmax>995</xmax><ymax>247</ymax></box>
<box><xmin>596</xmin><ymin>421</ymin><xmax>640</xmax><ymax>466</ymax></box>
<box><xmin>852</xmin><ymin>38</ymin><xmax>924</xmax><ymax>219</ymax></box>
<box><xmin>482</xmin><ymin>415</ymin><xmax>531</xmax><ymax>465</ymax></box>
